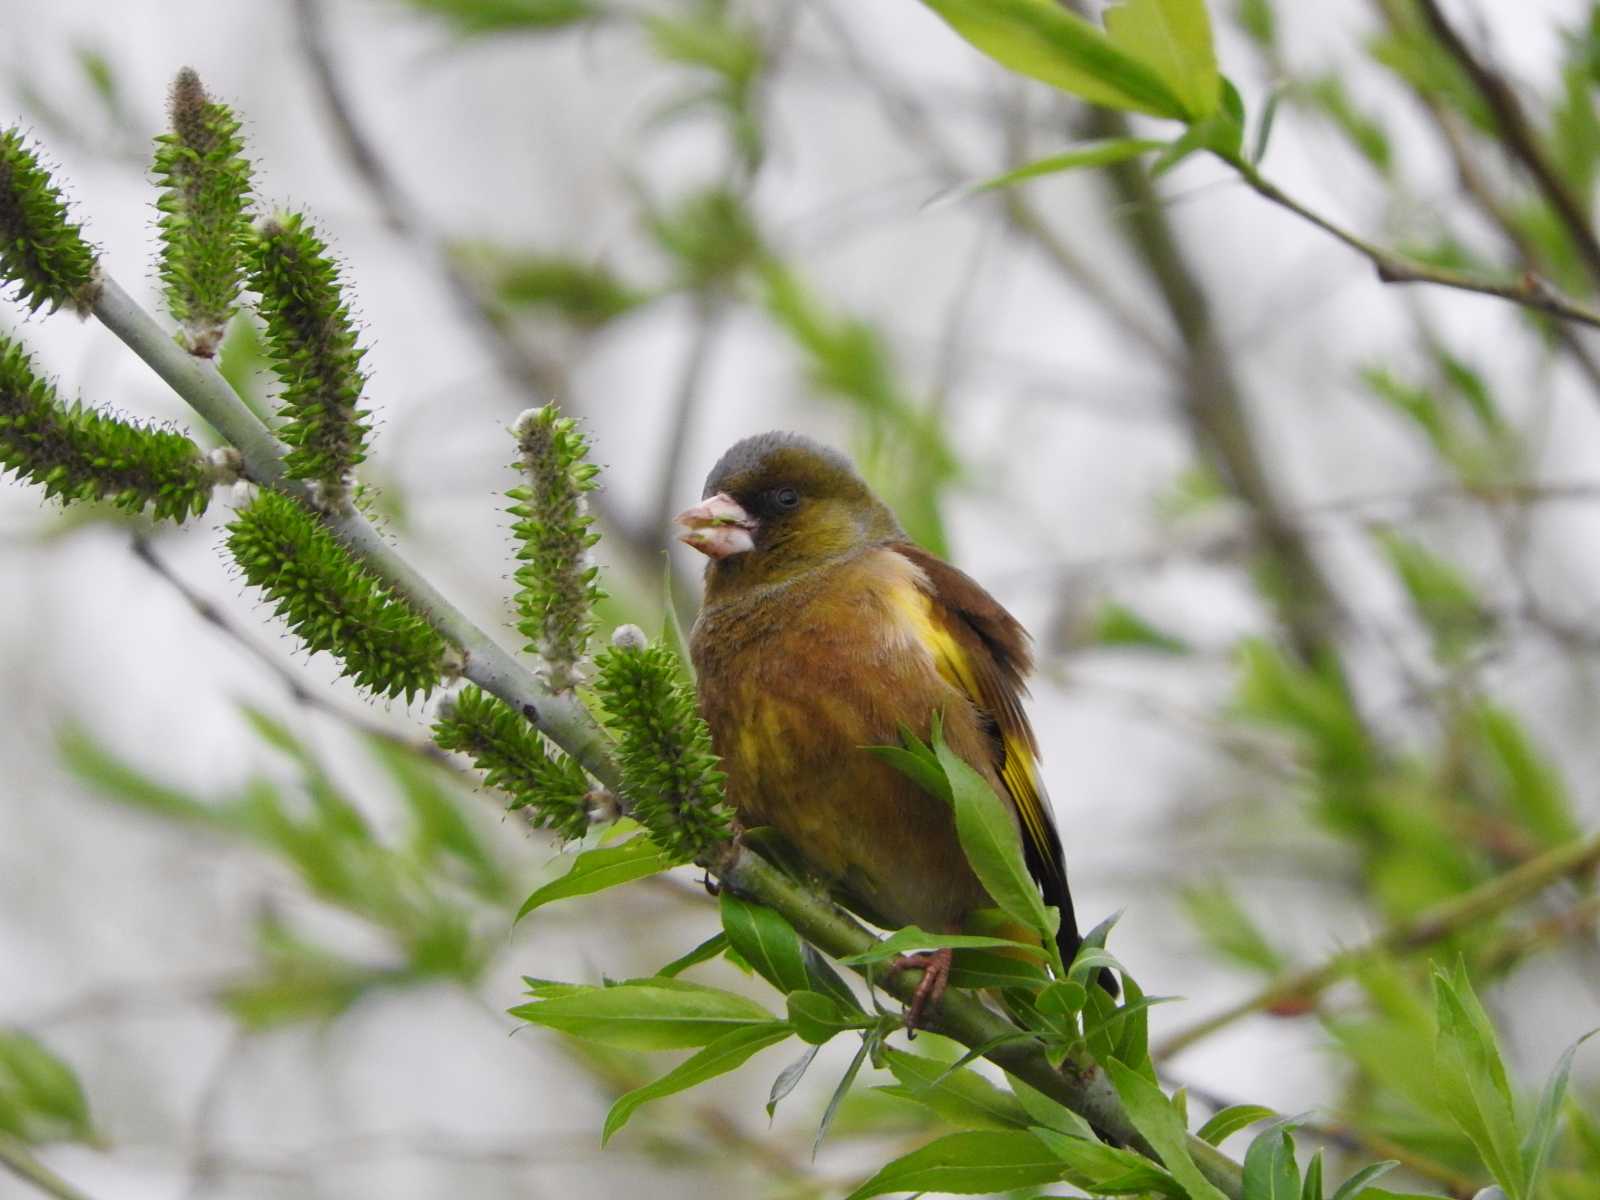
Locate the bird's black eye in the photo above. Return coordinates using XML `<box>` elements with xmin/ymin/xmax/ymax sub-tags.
<box><xmin>773</xmin><ymin>486</ymin><xmax>800</xmax><ymax>511</ymax></box>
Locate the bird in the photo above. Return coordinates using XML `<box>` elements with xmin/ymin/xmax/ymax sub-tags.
<box><xmin>676</xmin><ymin>431</ymin><xmax>1093</xmax><ymax>1025</ymax></box>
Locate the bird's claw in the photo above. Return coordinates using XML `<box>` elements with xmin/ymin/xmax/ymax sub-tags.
<box><xmin>887</xmin><ymin>947</ymin><xmax>953</xmax><ymax>1034</ymax></box>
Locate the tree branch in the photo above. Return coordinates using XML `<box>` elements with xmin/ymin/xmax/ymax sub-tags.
<box><xmin>1231</xmin><ymin>158</ymin><xmax>1600</xmax><ymax>331</ymax></box>
<box><xmin>1154</xmin><ymin>828</ymin><xmax>1600</xmax><ymax>1059</ymax></box>
<box><xmin>91</xmin><ymin>275</ymin><xmax>621</xmax><ymax>791</ymax></box>
<box><xmin>0</xmin><ymin>1137</ymin><xmax>96</xmax><ymax>1200</ymax></box>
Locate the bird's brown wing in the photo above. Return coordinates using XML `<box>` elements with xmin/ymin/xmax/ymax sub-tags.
<box><xmin>890</xmin><ymin>543</ymin><xmax>1085</xmax><ymax>970</ymax></box>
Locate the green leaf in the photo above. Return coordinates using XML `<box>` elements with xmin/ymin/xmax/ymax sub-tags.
<box><xmin>786</xmin><ymin>990</ymin><xmax>863</xmax><ymax>1046</ymax></box>
<box><xmin>1522</xmin><ymin>1029</ymin><xmax>1598</xmax><ymax>1192</ymax></box>
<box><xmin>516</xmin><ymin>836</ymin><xmax>675</xmax><ymax>920</ymax></box>
<box><xmin>1009</xmin><ymin>1079</ymin><xmax>1098</xmax><ymax>1139</ymax></box>
<box><xmin>0</xmin><ymin>1031</ymin><xmax>96</xmax><ymax>1146</ymax></box>
<box><xmin>1327</xmin><ymin>1162</ymin><xmax>1399</xmax><ymax>1200</ymax></box>
<box><xmin>1106</xmin><ymin>1059</ymin><xmax>1230</xmax><ymax>1200</ymax></box>
<box><xmin>510</xmin><ymin>980</ymin><xmax>774</xmax><ymax>1050</ymax></box>
<box><xmin>1242</xmin><ymin>1122</ymin><xmax>1302</xmax><ymax>1200</ymax></box>
<box><xmin>844</xmin><ymin>1129</ymin><xmax>1066</xmax><ymax>1199</ymax></box>
<box><xmin>918</xmin><ymin>0</ymin><xmax>1189</xmax><ymax>119</ymax></box>
<box><xmin>766</xmin><ymin>1044</ymin><xmax>820</xmax><ymax>1118</ymax></box>
<box><xmin>658</xmin><ymin>932</ymin><xmax>729</xmax><ymax>979</ymax></box>
<box><xmin>842</xmin><ymin>925</ymin><xmax>1048</xmax><ymax>966</ymax></box>
<box><xmin>948</xmin><ymin>948</ymin><xmax>1051</xmax><ymax>991</ymax></box>
<box><xmin>721</xmin><ymin>892</ymin><xmax>810</xmax><ymax>993</ymax></box>
<box><xmin>932</xmin><ymin>723</ymin><xmax>1060</xmax><ymax>966</ymax></box>
<box><xmin>1091</xmin><ymin>600</ymin><xmax>1192</xmax><ymax>653</ymax></box>
<box><xmin>882</xmin><ymin>1047</ymin><xmax>1031</xmax><ymax>1130</ymax></box>
<box><xmin>966</xmin><ymin>138</ymin><xmax>1165</xmax><ymax>194</ymax></box>
<box><xmin>1030</xmin><ymin>1124</ymin><xmax>1184</xmax><ymax>1195</ymax></box>
<box><xmin>1103</xmin><ymin>0</ymin><xmax>1220</xmax><ymax>120</ymax></box>
<box><xmin>1302</xmin><ymin>1150</ymin><xmax>1323</xmax><ymax>1200</ymax></box>
<box><xmin>862</xmin><ymin>741</ymin><xmax>949</xmax><ymax>804</ymax></box>
<box><xmin>602</xmin><ymin>1021</ymin><xmax>791</xmax><ymax>1143</ymax></box>
<box><xmin>1196</xmin><ymin>1104</ymin><xmax>1276</xmax><ymax>1146</ymax></box>
<box><xmin>816</xmin><ymin>1032</ymin><xmax>875</xmax><ymax>1156</ymax></box>
<box><xmin>1181</xmin><ymin>882</ymin><xmax>1284</xmax><ymax>973</ymax></box>
<box><xmin>1433</xmin><ymin>962</ymin><xmax>1525</xmax><ymax>1198</ymax></box>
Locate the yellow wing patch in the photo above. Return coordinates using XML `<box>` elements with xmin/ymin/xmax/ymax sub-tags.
<box><xmin>884</xmin><ymin>566</ymin><xmax>1063</xmax><ymax>891</ymax></box>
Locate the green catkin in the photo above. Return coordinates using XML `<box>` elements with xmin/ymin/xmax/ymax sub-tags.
<box><xmin>592</xmin><ymin>626</ymin><xmax>730</xmax><ymax>863</ymax></box>
<box><xmin>432</xmin><ymin>686</ymin><xmax>592</xmax><ymax>841</ymax></box>
<box><xmin>0</xmin><ymin>334</ymin><xmax>211</xmax><ymax>520</ymax></box>
<box><xmin>0</xmin><ymin>127</ymin><xmax>99</xmax><ymax>315</ymax></box>
<box><xmin>509</xmin><ymin>405</ymin><xmax>605</xmax><ymax>691</ymax></box>
<box><xmin>226</xmin><ymin>490</ymin><xmax>447</xmax><ymax>702</ymax></box>
<box><xmin>246</xmin><ymin>213</ymin><xmax>370</xmax><ymax>493</ymax></box>
<box><xmin>152</xmin><ymin>68</ymin><xmax>254</xmax><ymax>357</ymax></box>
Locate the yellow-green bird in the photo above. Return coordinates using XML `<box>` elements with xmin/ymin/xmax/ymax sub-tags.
<box><xmin>677</xmin><ymin>432</ymin><xmax>1090</xmax><ymax>1022</ymax></box>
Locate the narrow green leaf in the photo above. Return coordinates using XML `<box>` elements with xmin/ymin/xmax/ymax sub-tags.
<box><xmin>842</xmin><ymin>925</ymin><xmax>1048</xmax><ymax>966</ymax></box>
<box><xmin>815</xmin><ymin>1032</ymin><xmax>874</xmax><ymax>1157</ymax></box>
<box><xmin>966</xmin><ymin>138</ymin><xmax>1164</xmax><ymax>194</ymax></box>
<box><xmin>1328</xmin><ymin>1161</ymin><xmax>1399</xmax><ymax>1200</ymax></box>
<box><xmin>882</xmin><ymin>1048</ymin><xmax>1031</xmax><ymax>1130</ymax></box>
<box><xmin>918</xmin><ymin>0</ymin><xmax>1189</xmax><ymax>119</ymax></box>
<box><xmin>932</xmin><ymin>725</ymin><xmax>1059</xmax><ymax>964</ymax></box>
<box><xmin>1196</xmin><ymin>1103</ymin><xmax>1276</xmax><ymax>1146</ymax></box>
<box><xmin>862</xmin><ymin>743</ymin><xmax>949</xmax><ymax>803</ymax></box>
<box><xmin>1433</xmin><ymin>963</ymin><xmax>1526</xmax><ymax>1198</ymax></box>
<box><xmin>511</xmin><ymin>980</ymin><xmax>774</xmax><ymax>1050</ymax></box>
<box><xmin>844</xmin><ymin>1129</ymin><xmax>1065</xmax><ymax>1199</ymax></box>
<box><xmin>1030</xmin><ymin>1124</ymin><xmax>1184</xmax><ymax>1196</ymax></box>
<box><xmin>1302</xmin><ymin>1150</ymin><xmax>1324</xmax><ymax>1200</ymax></box>
<box><xmin>657</xmin><ymin>932</ymin><xmax>729</xmax><ymax>979</ymax></box>
<box><xmin>1106</xmin><ymin>1059</ymin><xmax>1230</xmax><ymax>1200</ymax></box>
<box><xmin>948</xmin><ymin>948</ymin><xmax>1051</xmax><ymax>991</ymax></box>
<box><xmin>1009</xmin><ymin>1078</ymin><xmax>1099</xmax><ymax>1139</ymax></box>
<box><xmin>602</xmin><ymin>1021</ymin><xmax>791</xmax><ymax>1143</ymax></box>
<box><xmin>516</xmin><ymin>836</ymin><xmax>675</xmax><ymax>920</ymax></box>
<box><xmin>1521</xmin><ymin>1029</ymin><xmax>1598</xmax><ymax>1192</ymax></box>
<box><xmin>721</xmin><ymin>892</ymin><xmax>810</xmax><ymax>993</ymax></box>
<box><xmin>767</xmin><ymin>1044</ymin><xmax>820</xmax><ymax>1119</ymax></box>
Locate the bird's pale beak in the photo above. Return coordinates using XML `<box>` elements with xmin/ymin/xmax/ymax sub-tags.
<box><xmin>675</xmin><ymin>492</ymin><xmax>756</xmax><ymax>559</ymax></box>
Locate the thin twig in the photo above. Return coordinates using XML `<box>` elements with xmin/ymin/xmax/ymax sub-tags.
<box><xmin>1233</xmin><ymin>159</ymin><xmax>1600</xmax><ymax>331</ymax></box>
<box><xmin>1412</xmin><ymin>0</ymin><xmax>1600</xmax><ymax>290</ymax></box>
<box><xmin>1155</xmin><ymin>829</ymin><xmax>1600</xmax><ymax>1059</ymax></box>
<box><xmin>129</xmin><ymin>534</ymin><xmax>447</xmax><ymax>761</ymax></box>
<box><xmin>0</xmin><ymin>1138</ymin><xmax>96</xmax><ymax>1200</ymax></box>
<box><xmin>288</xmin><ymin>0</ymin><xmax>662</xmax><ymax>571</ymax></box>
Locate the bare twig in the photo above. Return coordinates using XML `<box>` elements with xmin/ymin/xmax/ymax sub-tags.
<box><xmin>1233</xmin><ymin>159</ymin><xmax>1600</xmax><ymax>331</ymax></box>
<box><xmin>1411</xmin><ymin>0</ymin><xmax>1600</xmax><ymax>290</ymax></box>
<box><xmin>1155</xmin><ymin>829</ymin><xmax>1600</xmax><ymax>1059</ymax></box>
<box><xmin>130</xmin><ymin>534</ymin><xmax>448</xmax><ymax>761</ymax></box>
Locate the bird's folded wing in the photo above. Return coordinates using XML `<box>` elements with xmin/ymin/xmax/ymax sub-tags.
<box><xmin>888</xmin><ymin>544</ymin><xmax>1070</xmax><ymax>906</ymax></box>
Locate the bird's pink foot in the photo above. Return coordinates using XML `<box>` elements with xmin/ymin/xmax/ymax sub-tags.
<box><xmin>888</xmin><ymin>947</ymin><xmax>953</xmax><ymax>1032</ymax></box>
